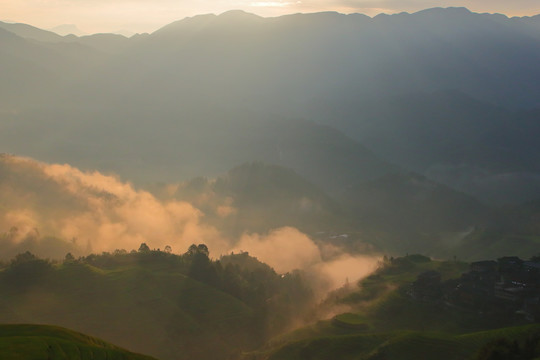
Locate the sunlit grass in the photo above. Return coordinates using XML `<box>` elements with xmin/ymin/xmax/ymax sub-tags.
<box><xmin>0</xmin><ymin>324</ymin><xmax>157</xmax><ymax>360</ymax></box>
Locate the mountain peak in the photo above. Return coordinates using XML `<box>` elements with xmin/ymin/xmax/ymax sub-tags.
<box><xmin>218</xmin><ymin>9</ymin><xmax>261</xmax><ymax>19</ymax></box>
<box><xmin>0</xmin><ymin>21</ymin><xmax>63</xmax><ymax>42</ymax></box>
<box><xmin>416</xmin><ymin>7</ymin><xmax>472</xmax><ymax>16</ymax></box>
<box><xmin>214</xmin><ymin>10</ymin><xmax>263</xmax><ymax>25</ymax></box>
<box><xmin>153</xmin><ymin>10</ymin><xmax>262</xmax><ymax>36</ymax></box>
<box><xmin>152</xmin><ymin>13</ymin><xmax>217</xmax><ymax>35</ymax></box>
<box><xmin>49</xmin><ymin>24</ymin><xmax>86</xmax><ymax>36</ymax></box>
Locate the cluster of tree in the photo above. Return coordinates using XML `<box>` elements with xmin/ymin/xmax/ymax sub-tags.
<box><xmin>1</xmin><ymin>251</ymin><xmax>53</xmax><ymax>286</ymax></box>
<box><xmin>477</xmin><ymin>335</ymin><xmax>540</xmax><ymax>360</ymax></box>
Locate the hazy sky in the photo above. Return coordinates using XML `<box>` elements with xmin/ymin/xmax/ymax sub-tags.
<box><xmin>1</xmin><ymin>0</ymin><xmax>539</xmax><ymax>34</ymax></box>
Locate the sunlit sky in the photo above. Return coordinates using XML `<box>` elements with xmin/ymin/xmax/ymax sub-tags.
<box><xmin>1</xmin><ymin>0</ymin><xmax>539</xmax><ymax>35</ymax></box>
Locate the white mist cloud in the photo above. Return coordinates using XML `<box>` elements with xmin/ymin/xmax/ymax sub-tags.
<box><xmin>3</xmin><ymin>209</ymin><xmax>40</xmax><ymax>243</ymax></box>
<box><xmin>1</xmin><ymin>155</ymin><xmax>380</xmax><ymax>293</ymax></box>
<box><xmin>233</xmin><ymin>227</ymin><xmax>322</xmax><ymax>273</ymax></box>
<box><xmin>312</xmin><ymin>253</ymin><xmax>379</xmax><ymax>289</ymax></box>
<box><xmin>231</xmin><ymin>226</ymin><xmax>380</xmax><ymax>296</ymax></box>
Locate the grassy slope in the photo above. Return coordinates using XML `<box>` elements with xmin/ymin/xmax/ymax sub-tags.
<box><xmin>0</xmin><ymin>262</ymin><xmax>255</xmax><ymax>360</ymax></box>
<box><xmin>262</xmin><ymin>257</ymin><xmax>470</xmax><ymax>347</ymax></box>
<box><xmin>0</xmin><ymin>324</ymin><xmax>157</xmax><ymax>360</ymax></box>
<box><xmin>458</xmin><ymin>228</ymin><xmax>540</xmax><ymax>261</ymax></box>
<box><xmin>253</xmin><ymin>256</ymin><xmax>540</xmax><ymax>360</ymax></box>
<box><xmin>336</xmin><ymin>256</ymin><xmax>474</xmax><ymax>333</ymax></box>
<box><xmin>264</xmin><ymin>324</ymin><xmax>540</xmax><ymax>360</ymax></box>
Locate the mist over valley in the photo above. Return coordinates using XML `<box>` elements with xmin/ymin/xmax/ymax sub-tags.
<box><xmin>1</xmin><ymin>6</ymin><xmax>540</xmax><ymax>360</ymax></box>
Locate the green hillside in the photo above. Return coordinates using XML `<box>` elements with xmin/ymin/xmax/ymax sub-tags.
<box><xmin>452</xmin><ymin>200</ymin><xmax>540</xmax><ymax>260</ymax></box>
<box><xmin>260</xmin><ymin>324</ymin><xmax>540</xmax><ymax>360</ymax></box>
<box><xmin>0</xmin><ymin>250</ymin><xmax>314</xmax><ymax>360</ymax></box>
<box><xmin>0</xmin><ymin>263</ymin><xmax>251</xmax><ymax>360</ymax></box>
<box><xmin>0</xmin><ymin>324</ymin><xmax>157</xmax><ymax>360</ymax></box>
<box><xmin>248</xmin><ymin>255</ymin><xmax>540</xmax><ymax>360</ymax></box>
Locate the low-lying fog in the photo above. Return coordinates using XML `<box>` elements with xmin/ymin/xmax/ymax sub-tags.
<box><xmin>0</xmin><ymin>154</ymin><xmax>379</xmax><ymax>296</ymax></box>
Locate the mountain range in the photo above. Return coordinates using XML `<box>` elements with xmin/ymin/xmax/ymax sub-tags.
<box><xmin>1</xmin><ymin>7</ymin><xmax>540</xmax><ymax>260</ymax></box>
<box><xmin>1</xmin><ymin>8</ymin><xmax>540</xmax><ymax>206</ymax></box>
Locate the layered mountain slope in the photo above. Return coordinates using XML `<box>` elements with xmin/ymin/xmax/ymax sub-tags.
<box><xmin>0</xmin><ymin>20</ymin><xmax>132</xmax><ymax>53</ymax></box>
<box><xmin>453</xmin><ymin>199</ymin><xmax>540</xmax><ymax>260</ymax></box>
<box><xmin>312</xmin><ymin>90</ymin><xmax>540</xmax><ymax>204</ymax></box>
<box><xmin>1</xmin><ymin>8</ymin><xmax>540</xmax><ymax>204</ymax></box>
<box><xmin>155</xmin><ymin>162</ymin><xmax>347</xmax><ymax>237</ymax></box>
<box><xmin>89</xmin><ymin>8</ymin><xmax>540</xmax><ymax>109</ymax></box>
<box><xmin>0</xmin><ymin>105</ymin><xmax>394</xmax><ymax>193</ymax></box>
<box><xmin>0</xmin><ymin>21</ymin><xmax>65</xmax><ymax>42</ymax></box>
<box><xmin>0</xmin><ymin>27</ymin><xmax>103</xmax><ymax>106</ymax></box>
<box><xmin>338</xmin><ymin>172</ymin><xmax>491</xmax><ymax>255</ymax></box>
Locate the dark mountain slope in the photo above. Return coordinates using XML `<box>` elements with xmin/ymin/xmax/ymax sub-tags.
<box><xmin>0</xmin><ymin>105</ymin><xmax>394</xmax><ymax>193</ymax></box>
<box><xmin>452</xmin><ymin>200</ymin><xmax>540</xmax><ymax>260</ymax></box>
<box><xmin>0</xmin><ymin>27</ymin><xmax>103</xmax><ymax>107</ymax></box>
<box><xmin>154</xmin><ymin>162</ymin><xmax>497</xmax><ymax>257</ymax></box>
<box><xmin>312</xmin><ymin>90</ymin><xmax>540</xmax><ymax>204</ymax></box>
<box><xmin>338</xmin><ymin>172</ymin><xmax>490</xmax><ymax>255</ymax></box>
<box><xmin>157</xmin><ymin>162</ymin><xmax>347</xmax><ymax>237</ymax></box>
<box><xmin>89</xmin><ymin>8</ymin><xmax>540</xmax><ymax>110</ymax></box>
<box><xmin>1</xmin><ymin>8</ymin><xmax>540</xmax><ymax>203</ymax></box>
<box><xmin>74</xmin><ymin>33</ymin><xmax>132</xmax><ymax>53</ymax></box>
<box><xmin>0</xmin><ymin>28</ymin><xmax>60</xmax><ymax>104</ymax></box>
<box><xmin>0</xmin><ymin>21</ymin><xmax>65</xmax><ymax>42</ymax></box>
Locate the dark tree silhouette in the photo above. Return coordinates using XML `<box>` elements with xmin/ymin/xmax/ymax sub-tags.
<box><xmin>138</xmin><ymin>243</ymin><xmax>150</xmax><ymax>252</ymax></box>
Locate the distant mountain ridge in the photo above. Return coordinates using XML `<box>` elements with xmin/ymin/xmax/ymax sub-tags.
<box><xmin>0</xmin><ymin>20</ymin><xmax>131</xmax><ymax>54</ymax></box>
<box><xmin>311</xmin><ymin>90</ymin><xmax>540</xmax><ymax>204</ymax></box>
<box><xmin>134</xmin><ymin>7</ymin><xmax>540</xmax><ymax>108</ymax></box>
<box><xmin>0</xmin><ymin>21</ymin><xmax>65</xmax><ymax>42</ymax></box>
<box><xmin>49</xmin><ymin>24</ymin><xmax>86</xmax><ymax>36</ymax></box>
<box><xmin>1</xmin><ymin>7</ymin><xmax>540</xmax><ymax>205</ymax></box>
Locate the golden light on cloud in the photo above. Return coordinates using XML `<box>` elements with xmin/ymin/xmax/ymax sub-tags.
<box><xmin>0</xmin><ymin>154</ymin><xmax>384</xmax><ymax>298</ymax></box>
<box><xmin>232</xmin><ymin>227</ymin><xmax>322</xmax><ymax>273</ymax></box>
<box><xmin>0</xmin><ymin>155</ymin><xmax>222</xmax><ymax>254</ymax></box>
